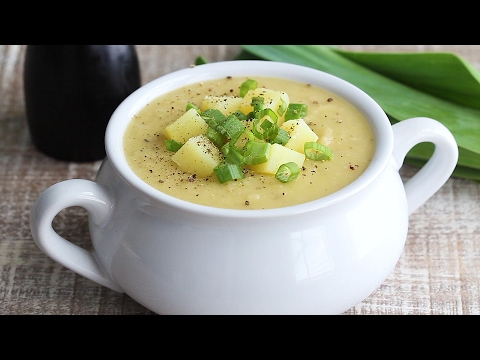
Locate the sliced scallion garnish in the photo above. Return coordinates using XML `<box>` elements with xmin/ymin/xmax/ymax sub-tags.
<box><xmin>243</xmin><ymin>141</ymin><xmax>270</xmax><ymax>165</ymax></box>
<box><xmin>223</xmin><ymin>142</ymin><xmax>245</xmax><ymax>165</ymax></box>
<box><xmin>240</xmin><ymin>79</ymin><xmax>258</xmax><ymax>97</ymax></box>
<box><xmin>201</xmin><ymin>108</ymin><xmax>227</xmax><ymax>128</ymax></box>
<box><xmin>304</xmin><ymin>142</ymin><xmax>333</xmax><ymax>161</ymax></box>
<box><xmin>277</xmin><ymin>97</ymin><xmax>288</xmax><ymax>116</ymax></box>
<box><xmin>270</xmin><ymin>128</ymin><xmax>290</xmax><ymax>146</ymax></box>
<box><xmin>205</xmin><ymin>126</ymin><xmax>224</xmax><ymax>148</ymax></box>
<box><xmin>275</xmin><ymin>162</ymin><xmax>301</xmax><ymax>183</ymax></box>
<box><xmin>213</xmin><ymin>162</ymin><xmax>244</xmax><ymax>183</ymax></box>
<box><xmin>256</xmin><ymin>108</ymin><xmax>278</xmax><ymax>124</ymax></box>
<box><xmin>251</xmin><ymin>96</ymin><xmax>265</xmax><ymax>111</ymax></box>
<box><xmin>194</xmin><ymin>55</ymin><xmax>208</xmax><ymax>65</ymax></box>
<box><xmin>252</xmin><ymin>109</ymin><xmax>280</xmax><ymax>141</ymax></box>
<box><xmin>285</xmin><ymin>103</ymin><xmax>308</xmax><ymax>121</ymax></box>
<box><xmin>165</xmin><ymin>139</ymin><xmax>183</xmax><ymax>152</ymax></box>
<box><xmin>252</xmin><ymin>118</ymin><xmax>273</xmax><ymax>140</ymax></box>
<box><xmin>232</xmin><ymin>110</ymin><xmax>248</xmax><ymax>121</ymax></box>
<box><xmin>186</xmin><ymin>102</ymin><xmax>201</xmax><ymax>113</ymax></box>
<box><xmin>217</xmin><ymin>114</ymin><xmax>246</xmax><ymax>140</ymax></box>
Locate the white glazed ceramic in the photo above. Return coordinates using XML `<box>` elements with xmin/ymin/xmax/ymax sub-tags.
<box><xmin>30</xmin><ymin>61</ymin><xmax>458</xmax><ymax>315</ymax></box>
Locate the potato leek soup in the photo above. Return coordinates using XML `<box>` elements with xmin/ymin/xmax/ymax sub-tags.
<box><xmin>123</xmin><ymin>76</ymin><xmax>375</xmax><ymax>210</ymax></box>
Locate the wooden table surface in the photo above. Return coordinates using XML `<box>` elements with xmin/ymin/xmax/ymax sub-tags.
<box><xmin>1</xmin><ymin>45</ymin><xmax>479</xmax><ymax>315</ymax></box>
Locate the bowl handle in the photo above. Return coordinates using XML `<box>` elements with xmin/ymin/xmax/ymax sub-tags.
<box><xmin>30</xmin><ymin>179</ymin><xmax>123</xmax><ymax>292</ymax></box>
<box><xmin>391</xmin><ymin>117</ymin><xmax>458</xmax><ymax>215</ymax></box>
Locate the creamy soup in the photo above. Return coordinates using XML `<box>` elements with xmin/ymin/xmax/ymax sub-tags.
<box><xmin>123</xmin><ymin>76</ymin><xmax>375</xmax><ymax>210</ymax></box>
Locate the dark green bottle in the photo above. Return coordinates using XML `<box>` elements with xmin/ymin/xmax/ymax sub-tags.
<box><xmin>24</xmin><ymin>45</ymin><xmax>141</xmax><ymax>162</ymax></box>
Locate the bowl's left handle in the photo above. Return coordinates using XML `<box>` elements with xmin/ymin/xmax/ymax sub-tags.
<box><xmin>30</xmin><ymin>179</ymin><xmax>123</xmax><ymax>292</ymax></box>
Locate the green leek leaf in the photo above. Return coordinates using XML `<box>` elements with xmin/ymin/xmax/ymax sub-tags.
<box><xmin>332</xmin><ymin>49</ymin><xmax>480</xmax><ymax>110</ymax></box>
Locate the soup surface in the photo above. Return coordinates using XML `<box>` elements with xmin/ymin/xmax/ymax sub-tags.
<box><xmin>123</xmin><ymin>76</ymin><xmax>375</xmax><ymax>210</ymax></box>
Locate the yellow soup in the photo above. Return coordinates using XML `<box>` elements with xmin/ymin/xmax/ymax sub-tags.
<box><xmin>123</xmin><ymin>76</ymin><xmax>375</xmax><ymax>210</ymax></box>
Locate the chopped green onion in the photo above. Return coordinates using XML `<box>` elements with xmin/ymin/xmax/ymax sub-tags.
<box><xmin>205</xmin><ymin>126</ymin><xmax>225</xmax><ymax>148</ymax></box>
<box><xmin>222</xmin><ymin>142</ymin><xmax>245</xmax><ymax>165</ymax></box>
<box><xmin>240</xmin><ymin>79</ymin><xmax>258</xmax><ymax>97</ymax></box>
<box><xmin>251</xmin><ymin>96</ymin><xmax>265</xmax><ymax>111</ymax></box>
<box><xmin>270</xmin><ymin>128</ymin><xmax>290</xmax><ymax>145</ymax></box>
<box><xmin>236</xmin><ymin>130</ymin><xmax>255</xmax><ymax>149</ymax></box>
<box><xmin>186</xmin><ymin>102</ymin><xmax>201</xmax><ymax>113</ymax></box>
<box><xmin>285</xmin><ymin>103</ymin><xmax>308</xmax><ymax>121</ymax></box>
<box><xmin>232</xmin><ymin>110</ymin><xmax>248</xmax><ymax>121</ymax></box>
<box><xmin>201</xmin><ymin>108</ymin><xmax>227</xmax><ymax>128</ymax></box>
<box><xmin>195</xmin><ymin>55</ymin><xmax>208</xmax><ymax>65</ymax></box>
<box><xmin>213</xmin><ymin>162</ymin><xmax>244</xmax><ymax>183</ymax></box>
<box><xmin>243</xmin><ymin>141</ymin><xmax>271</xmax><ymax>165</ymax></box>
<box><xmin>260</xmin><ymin>118</ymin><xmax>274</xmax><ymax>132</ymax></box>
<box><xmin>304</xmin><ymin>142</ymin><xmax>333</xmax><ymax>161</ymax></box>
<box><xmin>275</xmin><ymin>162</ymin><xmax>301</xmax><ymax>183</ymax></box>
<box><xmin>220</xmin><ymin>142</ymin><xmax>230</xmax><ymax>157</ymax></box>
<box><xmin>217</xmin><ymin>114</ymin><xmax>246</xmax><ymax>140</ymax></box>
<box><xmin>277</xmin><ymin>97</ymin><xmax>288</xmax><ymax>116</ymax></box>
<box><xmin>256</xmin><ymin>108</ymin><xmax>278</xmax><ymax>124</ymax></box>
<box><xmin>252</xmin><ymin>118</ymin><xmax>273</xmax><ymax>140</ymax></box>
<box><xmin>252</xmin><ymin>108</ymin><xmax>279</xmax><ymax>141</ymax></box>
<box><xmin>165</xmin><ymin>139</ymin><xmax>183</xmax><ymax>152</ymax></box>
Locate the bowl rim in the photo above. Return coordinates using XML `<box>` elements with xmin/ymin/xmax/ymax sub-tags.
<box><xmin>105</xmin><ymin>60</ymin><xmax>393</xmax><ymax>218</ymax></box>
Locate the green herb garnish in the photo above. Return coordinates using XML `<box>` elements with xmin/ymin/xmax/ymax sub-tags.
<box><xmin>285</xmin><ymin>103</ymin><xmax>308</xmax><ymax>121</ymax></box>
<box><xmin>304</xmin><ymin>142</ymin><xmax>333</xmax><ymax>161</ymax></box>
<box><xmin>213</xmin><ymin>162</ymin><xmax>244</xmax><ymax>183</ymax></box>
<box><xmin>165</xmin><ymin>139</ymin><xmax>183</xmax><ymax>152</ymax></box>
<box><xmin>240</xmin><ymin>79</ymin><xmax>258</xmax><ymax>97</ymax></box>
<box><xmin>275</xmin><ymin>162</ymin><xmax>301</xmax><ymax>183</ymax></box>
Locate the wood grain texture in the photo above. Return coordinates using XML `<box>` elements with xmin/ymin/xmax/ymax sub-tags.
<box><xmin>0</xmin><ymin>45</ymin><xmax>479</xmax><ymax>315</ymax></box>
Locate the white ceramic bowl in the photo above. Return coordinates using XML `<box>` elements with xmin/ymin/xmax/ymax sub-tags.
<box><xmin>30</xmin><ymin>61</ymin><xmax>458</xmax><ymax>314</ymax></box>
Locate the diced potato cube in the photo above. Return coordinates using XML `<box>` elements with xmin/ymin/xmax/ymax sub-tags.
<box><xmin>247</xmin><ymin>143</ymin><xmax>305</xmax><ymax>175</ymax></box>
<box><xmin>240</xmin><ymin>88</ymin><xmax>289</xmax><ymax>124</ymax></box>
<box><xmin>164</xmin><ymin>108</ymin><xmax>208</xmax><ymax>143</ymax></box>
<box><xmin>171</xmin><ymin>134</ymin><xmax>224</xmax><ymax>177</ymax></box>
<box><xmin>281</xmin><ymin>119</ymin><xmax>319</xmax><ymax>153</ymax></box>
<box><xmin>201</xmin><ymin>96</ymin><xmax>243</xmax><ymax>116</ymax></box>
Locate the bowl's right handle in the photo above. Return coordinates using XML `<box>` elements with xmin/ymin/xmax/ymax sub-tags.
<box><xmin>391</xmin><ymin>117</ymin><xmax>458</xmax><ymax>215</ymax></box>
<box><xmin>30</xmin><ymin>179</ymin><xmax>123</xmax><ymax>292</ymax></box>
